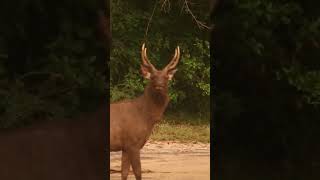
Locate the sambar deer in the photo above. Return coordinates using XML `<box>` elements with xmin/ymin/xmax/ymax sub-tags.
<box><xmin>110</xmin><ymin>43</ymin><xmax>181</xmax><ymax>180</ymax></box>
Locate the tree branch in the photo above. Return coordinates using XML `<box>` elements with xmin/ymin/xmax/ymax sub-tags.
<box><xmin>144</xmin><ymin>0</ymin><xmax>159</xmax><ymax>40</ymax></box>
<box><xmin>182</xmin><ymin>0</ymin><xmax>211</xmax><ymax>30</ymax></box>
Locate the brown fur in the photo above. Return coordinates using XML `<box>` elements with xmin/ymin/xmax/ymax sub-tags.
<box><xmin>110</xmin><ymin>44</ymin><xmax>180</xmax><ymax>180</ymax></box>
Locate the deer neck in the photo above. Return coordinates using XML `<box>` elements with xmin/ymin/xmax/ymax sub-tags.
<box><xmin>141</xmin><ymin>84</ymin><xmax>169</xmax><ymax>125</ymax></box>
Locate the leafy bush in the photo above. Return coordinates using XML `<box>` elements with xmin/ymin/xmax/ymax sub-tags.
<box><xmin>110</xmin><ymin>0</ymin><xmax>210</xmax><ymax>116</ymax></box>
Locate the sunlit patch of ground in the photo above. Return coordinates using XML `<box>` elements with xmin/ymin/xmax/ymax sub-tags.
<box><xmin>110</xmin><ymin>141</ymin><xmax>210</xmax><ymax>180</ymax></box>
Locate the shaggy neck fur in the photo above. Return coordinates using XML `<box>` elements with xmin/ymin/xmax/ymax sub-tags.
<box><xmin>141</xmin><ymin>84</ymin><xmax>169</xmax><ymax>125</ymax></box>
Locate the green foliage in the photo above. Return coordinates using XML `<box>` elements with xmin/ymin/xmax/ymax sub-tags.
<box><xmin>215</xmin><ymin>0</ymin><xmax>320</xmax><ymax>111</ymax></box>
<box><xmin>0</xmin><ymin>0</ymin><xmax>210</xmax><ymax>128</ymax></box>
<box><xmin>110</xmin><ymin>0</ymin><xmax>210</xmax><ymax>115</ymax></box>
<box><xmin>278</xmin><ymin>66</ymin><xmax>320</xmax><ymax>105</ymax></box>
<box><xmin>0</xmin><ymin>0</ymin><xmax>106</xmax><ymax>129</ymax></box>
<box><xmin>214</xmin><ymin>1</ymin><xmax>320</xmax><ymax>164</ymax></box>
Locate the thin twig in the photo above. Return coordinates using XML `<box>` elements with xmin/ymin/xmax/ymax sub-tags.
<box><xmin>144</xmin><ymin>0</ymin><xmax>159</xmax><ymax>41</ymax></box>
<box><xmin>182</xmin><ymin>0</ymin><xmax>210</xmax><ymax>30</ymax></box>
<box><xmin>161</xmin><ymin>0</ymin><xmax>171</xmax><ymax>13</ymax></box>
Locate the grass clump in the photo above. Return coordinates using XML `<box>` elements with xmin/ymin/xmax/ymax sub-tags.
<box><xmin>150</xmin><ymin>113</ymin><xmax>210</xmax><ymax>143</ymax></box>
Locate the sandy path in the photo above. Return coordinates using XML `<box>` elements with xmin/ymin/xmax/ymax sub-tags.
<box><xmin>110</xmin><ymin>141</ymin><xmax>210</xmax><ymax>180</ymax></box>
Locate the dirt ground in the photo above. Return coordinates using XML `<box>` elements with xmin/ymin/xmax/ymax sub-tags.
<box><xmin>110</xmin><ymin>141</ymin><xmax>210</xmax><ymax>180</ymax></box>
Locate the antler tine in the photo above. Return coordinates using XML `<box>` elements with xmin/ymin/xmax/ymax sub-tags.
<box><xmin>165</xmin><ymin>48</ymin><xmax>177</xmax><ymax>69</ymax></box>
<box><xmin>141</xmin><ymin>43</ymin><xmax>156</xmax><ymax>70</ymax></box>
<box><xmin>141</xmin><ymin>43</ymin><xmax>148</xmax><ymax>66</ymax></box>
<box><xmin>165</xmin><ymin>46</ymin><xmax>180</xmax><ymax>71</ymax></box>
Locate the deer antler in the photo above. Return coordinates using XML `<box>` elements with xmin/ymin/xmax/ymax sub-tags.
<box><xmin>141</xmin><ymin>43</ymin><xmax>156</xmax><ymax>71</ymax></box>
<box><xmin>165</xmin><ymin>46</ymin><xmax>180</xmax><ymax>71</ymax></box>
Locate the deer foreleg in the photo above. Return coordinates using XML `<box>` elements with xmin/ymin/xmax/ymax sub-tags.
<box><xmin>128</xmin><ymin>148</ymin><xmax>141</xmax><ymax>180</ymax></box>
<box><xmin>121</xmin><ymin>151</ymin><xmax>130</xmax><ymax>180</ymax></box>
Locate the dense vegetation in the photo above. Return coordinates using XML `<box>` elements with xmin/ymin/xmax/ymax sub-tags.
<box><xmin>213</xmin><ymin>0</ymin><xmax>320</xmax><ymax>178</ymax></box>
<box><xmin>0</xmin><ymin>0</ymin><xmax>210</xmax><ymax>129</ymax></box>
<box><xmin>0</xmin><ymin>1</ymin><xmax>107</xmax><ymax>129</ymax></box>
<box><xmin>110</xmin><ymin>0</ymin><xmax>210</xmax><ymax>116</ymax></box>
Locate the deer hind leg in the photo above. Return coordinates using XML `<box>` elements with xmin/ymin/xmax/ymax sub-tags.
<box><xmin>121</xmin><ymin>151</ymin><xmax>130</xmax><ymax>180</ymax></box>
<box><xmin>128</xmin><ymin>148</ymin><xmax>142</xmax><ymax>180</ymax></box>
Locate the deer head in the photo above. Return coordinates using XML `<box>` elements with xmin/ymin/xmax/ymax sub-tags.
<box><xmin>140</xmin><ymin>43</ymin><xmax>180</xmax><ymax>94</ymax></box>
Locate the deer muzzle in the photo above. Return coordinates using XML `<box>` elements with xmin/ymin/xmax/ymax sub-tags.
<box><xmin>154</xmin><ymin>85</ymin><xmax>165</xmax><ymax>91</ymax></box>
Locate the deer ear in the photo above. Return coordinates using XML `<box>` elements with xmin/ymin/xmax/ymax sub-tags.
<box><xmin>141</xmin><ymin>66</ymin><xmax>151</xmax><ymax>79</ymax></box>
<box><xmin>168</xmin><ymin>69</ymin><xmax>177</xmax><ymax>81</ymax></box>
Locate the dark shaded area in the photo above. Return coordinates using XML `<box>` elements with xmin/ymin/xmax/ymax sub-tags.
<box><xmin>0</xmin><ymin>103</ymin><xmax>107</xmax><ymax>180</ymax></box>
<box><xmin>0</xmin><ymin>0</ymin><xmax>108</xmax><ymax>129</ymax></box>
<box><xmin>212</xmin><ymin>0</ymin><xmax>320</xmax><ymax>179</ymax></box>
<box><xmin>0</xmin><ymin>0</ymin><xmax>110</xmax><ymax>179</ymax></box>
